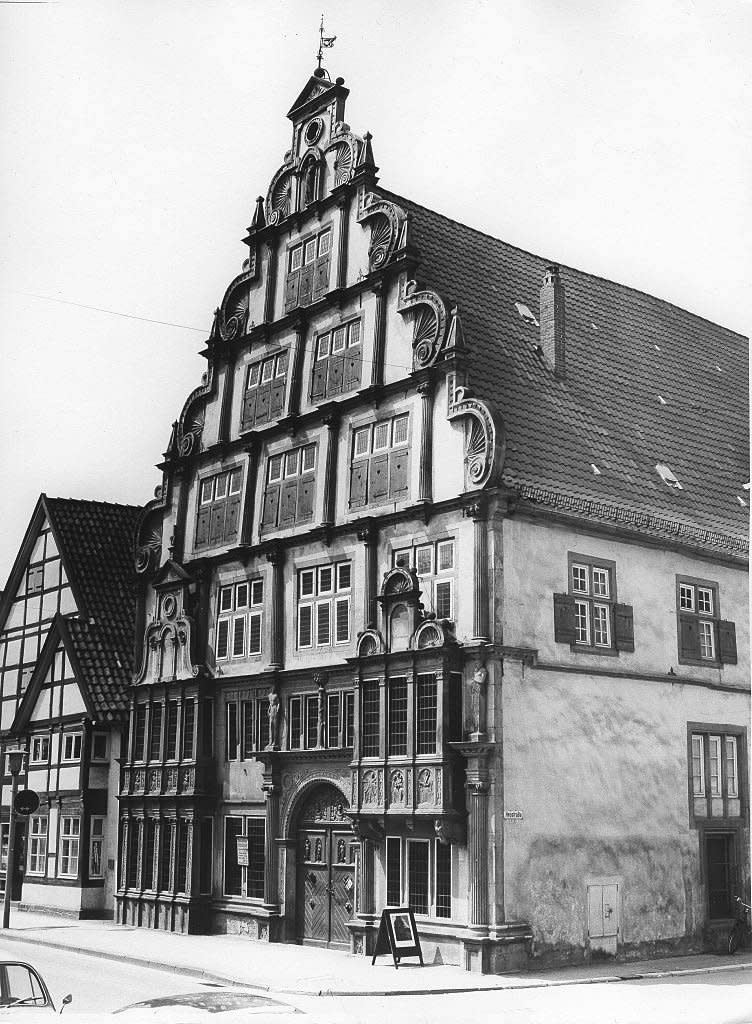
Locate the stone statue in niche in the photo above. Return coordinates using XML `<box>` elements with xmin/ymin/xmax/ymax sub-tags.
<box><xmin>337</xmin><ymin>839</ymin><xmax>346</xmax><ymax>863</ymax></box>
<box><xmin>417</xmin><ymin>768</ymin><xmax>432</xmax><ymax>804</ymax></box>
<box><xmin>315</xmin><ymin>837</ymin><xmax>323</xmax><ymax>862</ymax></box>
<box><xmin>390</xmin><ymin>770</ymin><xmax>404</xmax><ymax>805</ymax></box>
<box><xmin>266</xmin><ymin>691</ymin><xmax>280</xmax><ymax>750</ymax></box>
<box><xmin>304</xmin><ymin>838</ymin><xmax>311</xmax><ymax>860</ymax></box>
<box><xmin>469</xmin><ymin>663</ymin><xmax>488</xmax><ymax>738</ymax></box>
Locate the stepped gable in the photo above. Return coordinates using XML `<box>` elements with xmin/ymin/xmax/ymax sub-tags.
<box><xmin>45</xmin><ymin>497</ymin><xmax>142</xmax><ymax>711</ymax></box>
<box><xmin>387</xmin><ymin>190</ymin><xmax>749</xmax><ymax>551</ymax></box>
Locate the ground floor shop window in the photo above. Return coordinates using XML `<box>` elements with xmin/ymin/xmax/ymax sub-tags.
<box><xmin>385</xmin><ymin>836</ymin><xmax>452</xmax><ymax>918</ymax></box>
<box><xmin>223</xmin><ymin>816</ymin><xmax>265</xmax><ymax>899</ymax></box>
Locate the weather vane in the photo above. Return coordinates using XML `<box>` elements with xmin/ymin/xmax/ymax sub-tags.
<box><xmin>316</xmin><ymin>14</ymin><xmax>336</xmax><ymax>71</ymax></box>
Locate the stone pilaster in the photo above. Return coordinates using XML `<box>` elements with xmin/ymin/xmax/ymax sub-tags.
<box><xmin>266</xmin><ymin>545</ymin><xmax>285</xmax><ymax>669</ymax></box>
<box><xmin>263</xmin><ymin>242</ymin><xmax>278</xmax><ymax>324</ymax></box>
<box><xmin>262</xmin><ymin>771</ymin><xmax>281</xmax><ymax>909</ymax></box>
<box><xmin>370</xmin><ymin>280</ymin><xmax>387</xmax><ymax>387</ymax></box>
<box><xmin>287</xmin><ymin>315</ymin><xmax>308</xmax><ymax>418</ymax></box>
<box><xmin>321</xmin><ymin>407</ymin><xmax>340</xmax><ymax>527</ymax></box>
<box><xmin>218</xmin><ymin>356</ymin><xmax>236</xmax><ymax>443</ymax></box>
<box><xmin>240</xmin><ymin>436</ymin><xmax>259</xmax><ymax>545</ymax></box>
<box><xmin>357</xmin><ymin>521</ymin><xmax>378</xmax><ymax>631</ymax></box>
<box><xmin>464</xmin><ymin>500</ymin><xmax>490</xmax><ymax>642</ymax></box>
<box><xmin>336</xmin><ymin>194</ymin><xmax>350</xmax><ymax>290</ymax></box>
<box><xmin>417</xmin><ymin>377</ymin><xmax>434</xmax><ymax>503</ymax></box>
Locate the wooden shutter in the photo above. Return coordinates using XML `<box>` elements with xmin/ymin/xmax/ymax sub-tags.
<box><xmin>349</xmin><ymin>461</ymin><xmax>368</xmax><ymax>508</ymax></box>
<box><xmin>718</xmin><ymin>620</ymin><xmax>738</xmax><ymax>665</ymax></box>
<box><xmin>388</xmin><ymin>449</ymin><xmax>408</xmax><ymax>496</ymax></box>
<box><xmin>255</xmin><ymin>385</ymin><xmax>271</xmax><ymax>425</ymax></box>
<box><xmin>285</xmin><ymin>271</ymin><xmax>300</xmax><ymax>312</ymax></box>
<box><xmin>208</xmin><ymin>503</ymin><xmax>226</xmax><ymax>545</ymax></box>
<box><xmin>241</xmin><ymin>389</ymin><xmax>257</xmax><ymax>430</ymax></box>
<box><xmin>678</xmin><ymin>614</ymin><xmax>701</xmax><ymax>661</ymax></box>
<box><xmin>310</xmin><ymin>361</ymin><xmax>327</xmax><ymax>401</ymax></box>
<box><xmin>343</xmin><ymin>350</ymin><xmax>361</xmax><ymax>389</ymax></box>
<box><xmin>312</xmin><ymin>255</ymin><xmax>331</xmax><ymax>301</ymax></box>
<box><xmin>269</xmin><ymin>381</ymin><xmax>286</xmax><ymax>419</ymax></box>
<box><xmin>299</xmin><ymin>265</ymin><xmax>314</xmax><ymax>306</ymax></box>
<box><xmin>328</xmin><ymin>354</ymin><xmax>344</xmax><ymax>394</ymax></box>
<box><xmin>297</xmin><ymin>475</ymin><xmax>315</xmax><ymax>520</ymax></box>
<box><xmin>279</xmin><ymin>480</ymin><xmax>299</xmax><ymax>524</ymax></box>
<box><xmin>261</xmin><ymin>485</ymin><xmax>280</xmax><ymax>529</ymax></box>
<box><xmin>195</xmin><ymin>507</ymin><xmax>211</xmax><ymax>548</ymax></box>
<box><xmin>553</xmin><ymin>593</ymin><xmax>576</xmax><ymax>644</ymax></box>
<box><xmin>223</xmin><ymin>495</ymin><xmax>241</xmax><ymax>543</ymax></box>
<box><xmin>613</xmin><ymin>603</ymin><xmax>635</xmax><ymax>652</ymax></box>
<box><xmin>369</xmin><ymin>453</ymin><xmax>389</xmax><ymax>501</ymax></box>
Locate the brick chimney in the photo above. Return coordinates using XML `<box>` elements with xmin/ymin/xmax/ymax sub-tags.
<box><xmin>540</xmin><ymin>265</ymin><xmax>566</xmax><ymax>379</ymax></box>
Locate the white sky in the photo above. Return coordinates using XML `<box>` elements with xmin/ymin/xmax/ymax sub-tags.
<box><xmin>1</xmin><ymin>0</ymin><xmax>750</xmax><ymax>583</ymax></box>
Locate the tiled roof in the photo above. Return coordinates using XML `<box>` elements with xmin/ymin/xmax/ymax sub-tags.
<box><xmin>386</xmin><ymin>191</ymin><xmax>749</xmax><ymax>553</ymax></box>
<box><xmin>45</xmin><ymin>497</ymin><xmax>141</xmax><ymax>718</ymax></box>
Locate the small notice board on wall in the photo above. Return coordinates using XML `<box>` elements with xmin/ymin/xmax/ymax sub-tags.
<box><xmin>371</xmin><ymin>908</ymin><xmax>424</xmax><ymax>968</ymax></box>
<box><xmin>236</xmin><ymin>836</ymin><xmax>249</xmax><ymax>867</ymax></box>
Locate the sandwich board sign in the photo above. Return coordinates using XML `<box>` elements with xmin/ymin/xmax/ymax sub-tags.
<box><xmin>371</xmin><ymin>907</ymin><xmax>423</xmax><ymax>968</ymax></box>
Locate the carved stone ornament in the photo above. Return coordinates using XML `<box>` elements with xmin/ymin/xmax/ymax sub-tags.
<box><xmin>134</xmin><ymin>584</ymin><xmax>199</xmax><ymax>686</ymax></box>
<box><xmin>209</xmin><ymin>267</ymin><xmax>253</xmax><ymax>345</ymax></box>
<box><xmin>390</xmin><ymin>770</ymin><xmax>405</xmax><ymax>806</ymax></box>
<box><xmin>171</xmin><ymin>363</ymin><xmax>217</xmax><ymax>463</ymax></box>
<box><xmin>414</xmin><ymin>619</ymin><xmax>455</xmax><ymax>650</ymax></box>
<box><xmin>417</xmin><ymin>768</ymin><xmax>433</xmax><ymax>805</ymax></box>
<box><xmin>362</xmin><ymin>769</ymin><xmax>379</xmax><ymax>805</ymax></box>
<box><xmin>266</xmin><ymin>163</ymin><xmax>295</xmax><ymax>225</ymax></box>
<box><xmin>398</xmin><ymin>276</ymin><xmax>450</xmax><ymax>369</ymax></box>
<box><xmin>447</xmin><ymin>384</ymin><xmax>504</xmax><ymax>489</ymax></box>
<box><xmin>357</xmin><ymin>190</ymin><xmax>408</xmax><ymax>271</ymax></box>
<box><xmin>356</xmin><ymin>629</ymin><xmax>385</xmax><ymax>658</ymax></box>
<box><xmin>326</xmin><ymin>135</ymin><xmax>358</xmax><ymax>187</ymax></box>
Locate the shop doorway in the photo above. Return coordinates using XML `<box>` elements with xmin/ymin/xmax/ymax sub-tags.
<box><xmin>295</xmin><ymin>784</ymin><xmax>357</xmax><ymax>948</ymax></box>
<box><xmin>706</xmin><ymin>832</ymin><xmax>735</xmax><ymax>919</ymax></box>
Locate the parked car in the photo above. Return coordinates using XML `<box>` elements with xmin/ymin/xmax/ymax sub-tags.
<box><xmin>112</xmin><ymin>989</ymin><xmax>303</xmax><ymax>1022</ymax></box>
<box><xmin>0</xmin><ymin>961</ymin><xmax>71</xmax><ymax>1015</ymax></box>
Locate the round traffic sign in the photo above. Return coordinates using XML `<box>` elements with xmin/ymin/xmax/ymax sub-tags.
<box><xmin>14</xmin><ymin>789</ymin><xmax>39</xmax><ymax>816</ymax></box>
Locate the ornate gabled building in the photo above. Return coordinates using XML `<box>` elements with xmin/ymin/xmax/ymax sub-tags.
<box><xmin>0</xmin><ymin>495</ymin><xmax>140</xmax><ymax>917</ymax></box>
<box><xmin>116</xmin><ymin>68</ymin><xmax>749</xmax><ymax>972</ymax></box>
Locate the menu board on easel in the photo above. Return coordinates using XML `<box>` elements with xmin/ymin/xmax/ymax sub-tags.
<box><xmin>371</xmin><ymin>908</ymin><xmax>424</xmax><ymax>968</ymax></box>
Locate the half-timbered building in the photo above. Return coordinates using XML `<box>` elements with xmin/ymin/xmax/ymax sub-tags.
<box><xmin>0</xmin><ymin>496</ymin><xmax>139</xmax><ymax>917</ymax></box>
<box><xmin>116</xmin><ymin>67</ymin><xmax>749</xmax><ymax>971</ymax></box>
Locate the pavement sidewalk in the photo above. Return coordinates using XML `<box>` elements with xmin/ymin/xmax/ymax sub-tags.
<box><xmin>3</xmin><ymin>910</ymin><xmax>751</xmax><ymax>997</ymax></box>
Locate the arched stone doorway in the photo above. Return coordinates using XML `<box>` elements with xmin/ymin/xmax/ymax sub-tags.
<box><xmin>294</xmin><ymin>783</ymin><xmax>357</xmax><ymax>948</ymax></box>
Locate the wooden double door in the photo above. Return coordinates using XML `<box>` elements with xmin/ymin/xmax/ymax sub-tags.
<box><xmin>295</xmin><ymin>786</ymin><xmax>357</xmax><ymax>948</ymax></box>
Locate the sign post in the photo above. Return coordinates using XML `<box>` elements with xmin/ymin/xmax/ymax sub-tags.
<box><xmin>371</xmin><ymin>908</ymin><xmax>423</xmax><ymax>968</ymax></box>
<box><xmin>2</xmin><ymin>750</ymin><xmax>28</xmax><ymax>929</ymax></box>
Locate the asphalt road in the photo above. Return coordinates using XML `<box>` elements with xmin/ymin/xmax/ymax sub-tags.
<box><xmin>0</xmin><ymin>934</ymin><xmax>749</xmax><ymax>1023</ymax></box>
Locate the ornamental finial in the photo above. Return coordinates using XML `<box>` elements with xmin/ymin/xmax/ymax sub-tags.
<box><xmin>316</xmin><ymin>14</ymin><xmax>336</xmax><ymax>73</ymax></box>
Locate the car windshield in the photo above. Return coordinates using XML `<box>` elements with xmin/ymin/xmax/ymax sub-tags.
<box><xmin>0</xmin><ymin>964</ymin><xmax>48</xmax><ymax>1007</ymax></box>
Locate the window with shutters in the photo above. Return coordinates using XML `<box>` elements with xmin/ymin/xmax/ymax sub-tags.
<box><xmin>286</xmin><ymin>689</ymin><xmax>354</xmax><ymax>750</ymax></box>
<box><xmin>261</xmin><ymin>443</ymin><xmax>317</xmax><ymax>531</ymax></box>
<box><xmin>310</xmin><ymin>318</ymin><xmax>362</xmax><ymax>402</ymax></box>
<box><xmin>297</xmin><ymin>561</ymin><xmax>351</xmax><ymax>651</ymax></box>
<box><xmin>285</xmin><ymin>226</ymin><xmax>332</xmax><ymax>311</ymax></box>
<box><xmin>241</xmin><ymin>351</ymin><xmax>288</xmax><ymax>429</ymax></box>
<box><xmin>225</xmin><ymin>694</ymin><xmax>269</xmax><ymax>761</ymax></box>
<box><xmin>393</xmin><ymin>539</ymin><xmax>455</xmax><ymax>619</ymax></box>
<box><xmin>349</xmin><ymin>413</ymin><xmax>410</xmax><ymax>509</ymax></box>
<box><xmin>676</xmin><ymin>577</ymin><xmax>737</xmax><ymax>667</ymax></box>
<box><xmin>195</xmin><ymin>468</ymin><xmax>243</xmax><ymax>550</ymax></box>
<box><xmin>553</xmin><ymin>554</ymin><xmax>634</xmax><ymax>654</ymax></box>
<box><xmin>215</xmin><ymin>579</ymin><xmax>264</xmax><ymax>663</ymax></box>
<box><xmin>689</xmin><ymin>726</ymin><xmax>744</xmax><ymax>821</ymax></box>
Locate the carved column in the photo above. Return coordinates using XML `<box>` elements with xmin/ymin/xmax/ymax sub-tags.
<box><xmin>336</xmin><ymin>194</ymin><xmax>350</xmax><ymax>290</ymax></box>
<box><xmin>417</xmin><ymin>376</ymin><xmax>434</xmax><ymax>503</ymax></box>
<box><xmin>467</xmin><ymin>779</ymin><xmax>490</xmax><ymax>927</ymax></box>
<box><xmin>172</xmin><ymin>468</ymin><xmax>190</xmax><ymax>564</ymax></box>
<box><xmin>358</xmin><ymin>521</ymin><xmax>378</xmax><ymax>631</ymax></box>
<box><xmin>314</xmin><ymin>672</ymin><xmax>327</xmax><ymax>749</ymax></box>
<box><xmin>263</xmin><ymin>242</ymin><xmax>278</xmax><ymax>324</ymax></box>
<box><xmin>240</xmin><ymin>436</ymin><xmax>259</xmax><ymax>545</ymax></box>
<box><xmin>370</xmin><ymin>280</ymin><xmax>387</xmax><ymax>387</ymax></box>
<box><xmin>357</xmin><ymin>837</ymin><xmax>375</xmax><ymax>916</ymax></box>
<box><xmin>262</xmin><ymin>770</ymin><xmax>281</xmax><ymax>909</ymax></box>
<box><xmin>287</xmin><ymin>315</ymin><xmax>308</xmax><ymax>418</ymax></box>
<box><xmin>266</xmin><ymin>545</ymin><xmax>285</xmax><ymax>669</ymax></box>
<box><xmin>464</xmin><ymin>501</ymin><xmax>490</xmax><ymax>642</ymax></box>
<box><xmin>185</xmin><ymin>819</ymin><xmax>194</xmax><ymax>896</ymax></box>
<box><xmin>322</xmin><ymin>407</ymin><xmax>340</xmax><ymax>527</ymax></box>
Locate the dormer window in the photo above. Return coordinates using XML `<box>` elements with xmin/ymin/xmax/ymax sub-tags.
<box><xmin>285</xmin><ymin>227</ymin><xmax>332</xmax><ymax>311</ymax></box>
